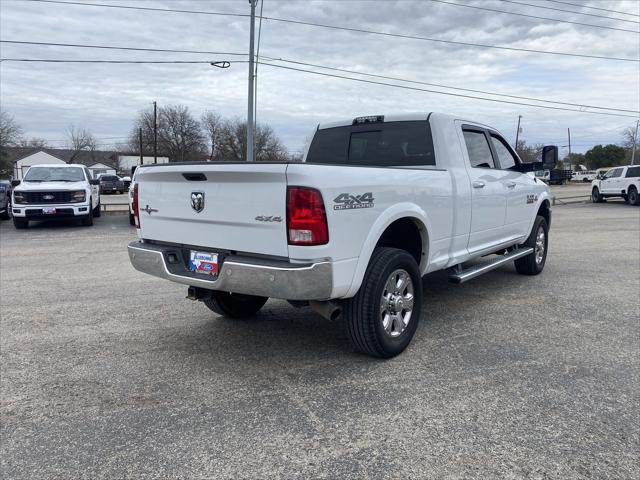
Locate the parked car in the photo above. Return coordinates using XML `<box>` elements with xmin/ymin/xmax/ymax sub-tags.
<box><xmin>591</xmin><ymin>165</ymin><xmax>640</xmax><ymax>205</ymax></box>
<box><xmin>0</xmin><ymin>180</ymin><xmax>12</xmax><ymax>219</ymax></box>
<box><xmin>99</xmin><ymin>174</ymin><xmax>125</xmax><ymax>194</ymax></box>
<box><xmin>572</xmin><ymin>170</ymin><xmax>597</xmax><ymax>182</ymax></box>
<box><xmin>128</xmin><ymin>113</ymin><xmax>557</xmax><ymax>358</ymax></box>
<box><xmin>11</xmin><ymin>164</ymin><xmax>101</xmax><ymax>229</ymax></box>
<box><xmin>121</xmin><ymin>176</ymin><xmax>132</xmax><ymax>191</ymax></box>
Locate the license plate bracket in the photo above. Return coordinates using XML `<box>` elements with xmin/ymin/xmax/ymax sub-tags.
<box><xmin>189</xmin><ymin>251</ymin><xmax>219</xmax><ymax>276</ymax></box>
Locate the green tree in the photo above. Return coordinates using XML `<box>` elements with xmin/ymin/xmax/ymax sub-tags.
<box><xmin>584</xmin><ymin>144</ymin><xmax>626</xmax><ymax>169</ymax></box>
<box><xmin>564</xmin><ymin>152</ymin><xmax>586</xmax><ymax>170</ymax></box>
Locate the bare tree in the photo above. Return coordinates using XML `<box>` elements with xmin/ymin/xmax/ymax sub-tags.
<box><xmin>18</xmin><ymin>137</ymin><xmax>48</xmax><ymax>149</ymax></box>
<box><xmin>0</xmin><ymin>110</ymin><xmax>23</xmax><ymax>178</ymax></box>
<box><xmin>201</xmin><ymin>111</ymin><xmax>222</xmax><ymax>161</ymax></box>
<box><xmin>66</xmin><ymin>125</ymin><xmax>96</xmax><ymax>162</ymax></box>
<box><xmin>515</xmin><ymin>140</ymin><xmax>544</xmax><ymax>164</ymax></box>
<box><xmin>129</xmin><ymin>104</ymin><xmax>207</xmax><ymax>162</ymax></box>
<box><xmin>214</xmin><ymin>119</ymin><xmax>289</xmax><ymax>162</ymax></box>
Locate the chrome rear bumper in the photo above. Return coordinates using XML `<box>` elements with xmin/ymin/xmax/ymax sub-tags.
<box><xmin>127</xmin><ymin>240</ymin><xmax>332</xmax><ymax>300</ymax></box>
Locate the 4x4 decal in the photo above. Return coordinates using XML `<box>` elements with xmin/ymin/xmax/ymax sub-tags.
<box><xmin>333</xmin><ymin>192</ymin><xmax>375</xmax><ymax>210</ymax></box>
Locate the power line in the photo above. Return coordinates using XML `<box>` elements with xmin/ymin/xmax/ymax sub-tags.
<box><xmin>0</xmin><ymin>59</ymin><xmax>237</xmax><ymax>64</ymax></box>
<box><xmin>545</xmin><ymin>0</ymin><xmax>640</xmax><ymax>18</ymax></box>
<box><xmin>0</xmin><ymin>40</ymin><xmax>247</xmax><ymax>57</ymax></box>
<box><xmin>430</xmin><ymin>0</ymin><xmax>639</xmax><ymax>33</ymax></box>
<box><xmin>15</xmin><ymin>1</ymin><xmax>638</xmax><ymax>62</ymax></box>
<box><xmin>498</xmin><ymin>0</ymin><xmax>639</xmax><ymax>24</ymax></box>
<box><xmin>259</xmin><ymin>16</ymin><xmax>638</xmax><ymax>62</ymax></box>
<box><xmin>257</xmin><ymin>61</ymin><xmax>639</xmax><ymax>118</ymax></box>
<box><xmin>24</xmin><ymin>0</ymin><xmax>249</xmax><ymax>18</ymax></box>
<box><xmin>263</xmin><ymin>56</ymin><xmax>637</xmax><ymax>113</ymax></box>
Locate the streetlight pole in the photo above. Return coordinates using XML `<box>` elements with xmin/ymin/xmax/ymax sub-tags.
<box><xmin>515</xmin><ymin>115</ymin><xmax>522</xmax><ymax>148</ymax></box>
<box><xmin>246</xmin><ymin>0</ymin><xmax>257</xmax><ymax>162</ymax></box>
<box><xmin>631</xmin><ymin>119</ymin><xmax>639</xmax><ymax>165</ymax></box>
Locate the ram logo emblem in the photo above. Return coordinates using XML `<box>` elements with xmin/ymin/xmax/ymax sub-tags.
<box><xmin>191</xmin><ymin>191</ymin><xmax>205</xmax><ymax>213</ymax></box>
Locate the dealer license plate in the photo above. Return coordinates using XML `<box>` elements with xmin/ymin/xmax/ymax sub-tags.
<box><xmin>42</xmin><ymin>207</ymin><xmax>56</xmax><ymax>215</ymax></box>
<box><xmin>189</xmin><ymin>251</ymin><xmax>218</xmax><ymax>275</ymax></box>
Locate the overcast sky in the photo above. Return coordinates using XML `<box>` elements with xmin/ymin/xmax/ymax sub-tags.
<box><xmin>0</xmin><ymin>0</ymin><xmax>638</xmax><ymax>156</ymax></box>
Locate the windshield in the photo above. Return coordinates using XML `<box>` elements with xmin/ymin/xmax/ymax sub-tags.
<box><xmin>24</xmin><ymin>166</ymin><xmax>86</xmax><ymax>182</ymax></box>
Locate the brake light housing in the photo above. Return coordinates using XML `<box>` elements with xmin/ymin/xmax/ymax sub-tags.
<box><xmin>132</xmin><ymin>183</ymin><xmax>140</xmax><ymax>228</ymax></box>
<box><xmin>287</xmin><ymin>187</ymin><xmax>328</xmax><ymax>246</ymax></box>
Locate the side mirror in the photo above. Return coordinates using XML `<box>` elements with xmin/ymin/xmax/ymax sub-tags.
<box><xmin>89</xmin><ymin>179</ymin><xmax>100</xmax><ymax>185</ymax></box>
<box><xmin>542</xmin><ymin>145</ymin><xmax>558</xmax><ymax>170</ymax></box>
<box><xmin>11</xmin><ymin>180</ymin><xmax>20</xmax><ymax>187</ymax></box>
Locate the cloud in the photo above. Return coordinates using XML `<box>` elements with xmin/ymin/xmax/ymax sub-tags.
<box><xmin>0</xmin><ymin>0</ymin><xmax>638</xmax><ymax>154</ymax></box>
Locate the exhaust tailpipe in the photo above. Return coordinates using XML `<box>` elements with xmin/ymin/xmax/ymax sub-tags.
<box><xmin>309</xmin><ymin>300</ymin><xmax>342</xmax><ymax>321</ymax></box>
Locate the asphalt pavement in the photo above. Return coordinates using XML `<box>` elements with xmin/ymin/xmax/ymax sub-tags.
<box><xmin>1</xmin><ymin>201</ymin><xmax>638</xmax><ymax>479</ymax></box>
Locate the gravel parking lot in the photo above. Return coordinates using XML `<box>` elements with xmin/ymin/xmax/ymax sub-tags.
<box><xmin>1</xmin><ymin>202</ymin><xmax>638</xmax><ymax>479</ymax></box>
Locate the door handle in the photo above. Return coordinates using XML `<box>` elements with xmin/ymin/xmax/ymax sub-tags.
<box><xmin>506</xmin><ymin>181</ymin><xmax>516</xmax><ymax>188</ymax></box>
<box><xmin>472</xmin><ymin>181</ymin><xmax>485</xmax><ymax>188</ymax></box>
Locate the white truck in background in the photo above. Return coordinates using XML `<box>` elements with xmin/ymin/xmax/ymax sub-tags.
<box><xmin>591</xmin><ymin>165</ymin><xmax>640</xmax><ymax>205</ymax></box>
<box><xmin>128</xmin><ymin>113</ymin><xmax>557</xmax><ymax>358</ymax></box>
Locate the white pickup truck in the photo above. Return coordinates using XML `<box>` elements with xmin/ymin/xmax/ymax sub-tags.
<box><xmin>591</xmin><ymin>165</ymin><xmax>640</xmax><ymax>205</ymax></box>
<box><xmin>11</xmin><ymin>164</ymin><xmax>101</xmax><ymax>229</ymax></box>
<box><xmin>128</xmin><ymin>113</ymin><xmax>557</xmax><ymax>358</ymax></box>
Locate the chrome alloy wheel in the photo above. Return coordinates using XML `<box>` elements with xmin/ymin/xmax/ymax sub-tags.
<box><xmin>535</xmin><ymin>227</ymin><xmax>546</xmax><ymax>265</ymax></box>
<box><xmin>380</xmin><ymin>269</ymin><xmax>414</xmax><ymax>338</ymax></box>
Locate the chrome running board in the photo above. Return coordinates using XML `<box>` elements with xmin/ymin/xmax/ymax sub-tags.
<box><xmin>448</xmin><ymin>248</ymin><xmax>534</xmax><ymax>284</ymax></box>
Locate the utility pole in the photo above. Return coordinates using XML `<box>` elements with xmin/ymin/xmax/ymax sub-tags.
<box><xmin>153</xmin><ymin>101</ymin><xmax>158</xmax><ymax>164</ymax></box>
<box><xmin>138</xmin><ymin>128</ymin><xmax>143</xmax><ymax>166</ymax></box>
<box><xmin>246</xmin><ymin>0</ymin><xmax>257</xmax><ymax>162</ymax></box>
<box><xmin>631</xmin><ymin>119</ymin><xmax>639</xmax><ymax>165</ymax></box>
<box><xmin>514</xmin><ymin>115</ymin><xmax>522</xmax><ymax>148</ymax></box>
<box><xmin>567</xmin><ymin>127</ymin><xmax>571</xmax><ymax>158</ymax></box>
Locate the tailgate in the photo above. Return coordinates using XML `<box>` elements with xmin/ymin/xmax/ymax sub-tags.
<box><xmin>136</xmin><ymin>163</ymin><xmax>289</xmax><ymax>257</ymax></box>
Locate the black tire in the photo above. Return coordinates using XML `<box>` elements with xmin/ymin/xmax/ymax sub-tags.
<box><xmin>129</xmin><ymin>211</ymin><xmax>135</xmax><ymax>226</ymax></box>
<box><xmin>13</xmin><ymin>217</ymin><xmax>28</xmax><ymax>229</ymax></box>
<box><xmin>344</xmin><ymin>247</ymin><xmax>423</xmax><ymax>359</ymax></box>
<box><xmin>591</xmin><ymin>187</ymin><xmax>603</xmax><ymax>203</ymax></box>
<box><xmin>515</xmin><ymin>216</ymin><xmax>548</xmax><ymax>276</ymax></box>
<box><xmin>204</xmin><ymin>292</ymin><xmax>268</xmax><ymax>318</ymax></box>
<box><xmin>81</xmin><ymin>198</ymin><xmax>94</xmax><ymax>226</ymax></box>
<box><xmin>582</xmin><ymin>178</ymin><xmax>589</xmax><ymax>183</ymax></box>
<box><xmin>93</xmin><ymin>201</ymin><xmax>101</xmax><ymax>217</ymax></box>
<box><xmin>628</xmin><ymin>186</ymin><xmax>640</xmax><ymax>206</ymax></box>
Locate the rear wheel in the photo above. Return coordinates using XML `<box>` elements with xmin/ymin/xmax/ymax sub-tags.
<box><xmin>344</xmin><ymin>247</ymin><xmax>423</xmax><ymax>358</ymax></box>
<box><xmin>628</xmin><ymin>186</ymin><xmax>640</xmax><ymax>206</ymax></box>
<box><xmin>13</xmin><ymin>217</ymin><xmax>28</xmax><ymax>229</ymax></box>
<box><xmin>515</xmin><ymin>216</ymin><xmax>548</xmax><ymax>275</ymax></box>
<box><xmin>204</xmin><ymin>292</ymin><xmax>268</xmax><ymax>318</ymax></box>
<box><xmin>591</xmin><ymin>187</ymin><xmax>603</xmax><ymax>203</ymax></box>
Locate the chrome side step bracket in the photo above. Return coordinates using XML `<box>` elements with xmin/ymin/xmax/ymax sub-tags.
<box><xmin>448</xmin><ymin>247</ymin><xmax>534</xmax><ymax>284</ymax></box>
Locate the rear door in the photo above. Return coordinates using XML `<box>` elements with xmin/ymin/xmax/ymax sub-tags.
<box><xmin>136</xmin><ymin>163</ymin><xmax>290</xmax><ymax>258</ymax></box>
<box><xmin>459</xmin><ymin>125</ymin><xmax>509</xmax><ymax>253</ymax></box>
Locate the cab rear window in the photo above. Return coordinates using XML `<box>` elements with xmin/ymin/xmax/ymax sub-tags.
<box><xmin>306</xmin><ymin>121</ymin><xmax>436</xmax><ymax>167</ymax></box>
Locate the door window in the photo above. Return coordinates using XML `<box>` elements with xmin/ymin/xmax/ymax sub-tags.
<box><xmin>625</xmin><ymin>166</ymin><xmax>640</xmax><ymax>178</ymax></box>
<box><xmin>463</xmin><ymin>130</ymin><xmax>495</xmax><ymax>168</ymax></box>
<box><xmin>490</xmin><ymin>134</ymin><xmax>519</xmax><ymax>170</ymax></box>
<box><xmin>607</xmin><ymin>168</ymin><xmax>623</xmax><ymax>178</ymax></box>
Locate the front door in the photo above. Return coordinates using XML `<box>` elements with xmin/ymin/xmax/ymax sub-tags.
<box><xmin>460</xmin><ymin>127</ymin><xmax>509</xmax><ymax>254</ymax></box>
<box><xmin>488</xmin><ymin>132</ymin><xmax>537</xmax><ymax>239</ymax></box>
<box><xmin>600</xmin><ymin>167</ymin><xmax>623</xmax><ymax>194</ymax></box>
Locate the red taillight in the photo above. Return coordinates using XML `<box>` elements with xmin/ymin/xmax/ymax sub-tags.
<box><xmin>132</xmin><ymin>183</ymin><xmax>140</xmax><ymax>228</ymax></box>
<box><xmin>287</xmin><ymin>187</ymin><xmax>328</xmax><ymax>245</ymax></box>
